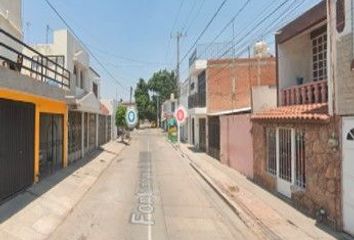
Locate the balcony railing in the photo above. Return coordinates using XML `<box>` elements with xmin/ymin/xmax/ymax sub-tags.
<box><xmin>0</xmin><ymin>28</ymin><xmax>70</xmax><ymax>89</ymax></box>
<box><xmin>281</xmin><ymin>80</ymin><xmax>328</xmax><ymax>106</ymax></box>
<box><xmin>188</xmin><ymin>92</ymin><xmax>206</xmax><ymax>109</ymax></box>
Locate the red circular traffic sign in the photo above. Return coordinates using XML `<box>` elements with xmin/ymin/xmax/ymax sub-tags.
<box><xmin>175</xmin><ymin>106</ymin><xmax>187</xmax><ymax>124</ymax></box>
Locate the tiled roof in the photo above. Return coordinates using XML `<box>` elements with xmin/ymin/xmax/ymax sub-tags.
<box><xmin>100</xmin><ymin>103</ymin><xmax>110</xmax><ymax>115</ymax></box>
<box><xmin>251</xmin><ymin>103</ymin><xmax>329</xmax><ymax>122</ymax></box>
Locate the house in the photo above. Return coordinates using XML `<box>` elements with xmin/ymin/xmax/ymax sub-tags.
<box><xmin>251</xmin><ymin>1</ymin><xmax>343</xmax><ymax>230</ymax></box>
<box><xmin>101</xmin><ymin>98</ymin><xmax>119</xmax><ymax>140</ymax></box>
<box><xmin>161</xmin><ymin>95</ymin><xmax>177</xmax><ymax>131</ymax></box>
<box><xmin>187</xmin><ymin>43</ymin><xmax>236</xmax><ymax>151</ymax></box>
<box><xmin>179</xmin><ymin>79</ymin><xmax>189</xmax><ymax>142</ymax></box>
<box><xmin>29</xmin><ymin>29</ymin><xmax>111</xmax><ymax>164</ymax></box>
<box><xmin>207</xmin><ymin>50</ymin><xmax>276</xmax><ymax>178</ymax></box>
<box><xmin>0</xmin><ymin>0</ymin><xmax>71</xmax><ymax>201</ymax></box>
<box><xmin>329</xmin><ymin>0</ymin><xmax>354</xmax><ymax>235</ymax></box>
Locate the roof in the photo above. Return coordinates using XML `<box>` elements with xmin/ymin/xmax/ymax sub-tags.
<box><xmin>276</xmin><ymin>0</ymin><xmax>326</xmax><ymax>44</ymax></box>
<box><xmin>251</xmin><ymin>103</ymin><xmax>330</xmax><ymax>122</ymax></box>
<box><xmin>100</xmin><ymin>103</ymin><xmax>110</xmax><ymax>115</ymax></box>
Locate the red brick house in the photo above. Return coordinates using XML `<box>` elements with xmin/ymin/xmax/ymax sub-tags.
<box><xmin>206</xmin><ymin>56</ymin><xmax>276</xmax><ymax>178</ymax></box>
<box><xmin>251</xmin><ymin>1</ymin><xmax>343</xmax><ymax>230</ymax></box>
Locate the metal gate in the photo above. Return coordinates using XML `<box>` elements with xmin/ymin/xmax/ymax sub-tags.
<box><xmin>68</xmin><ymin>111</ymin><xmax>82</xmax><ymax>163</ymax></box>
<box><xmin>98</xmin><ymin>115</ymin><xmax>107</xmax><ymax>146</ymax></box>
<box><xmin>208</xmin><ymin>116</ymin><xmax>220</xmax><ymax>159</ymax></box>
<box><xmin>199</xmin><ymin>118</ymin><xmax>206</xmax><ymax>152</ymax></box>
<box><xmin>89</xmin><ymin>113</ymin><xmax>96</xmax><ymax>152</ymax></box>
<box><xmin>107</xmin><ymin>116</ymin><xmax>111</xmax><ymax>142</ymax></box>
<box><xmin>39</xmin><ymin>113</ymin><xmax>63</xmax><ymax>179</ymax></box>
<box><xmin>0</xmin><ymin>99</ymin><xmax>34</xmax><ymax>201</ymax></box>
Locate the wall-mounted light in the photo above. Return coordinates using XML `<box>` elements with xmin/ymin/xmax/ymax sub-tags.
<box><xmin>328</xmin><ymin>132</ymin><xmax>339</xmax><ymax>151</ymax></box>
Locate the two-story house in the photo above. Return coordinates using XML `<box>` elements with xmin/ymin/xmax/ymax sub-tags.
<box><xmin>207</xmin><ymin>52</ymin><xmax>276</xmax><ymax>178</ymax></box>
<box><xmin>29</xmin><ymin>29</ymin><xmax>111</xmax><ymax>164</ymax></box>
<box><xmin>252</xmin><ymin>1</ymin><xmax>342</xmax><ymax>230</ymax></box>
<box><xmin>0</xmin><ymin>0</ymin><xmax>72</xmax><ymax>201</ymax></box>
<box><xmin>329</xmin><ymin>0</ymin><xmax>354</xmax><ymax>235</ymax></box>
<box><xmin>187</xmin><ymin>48</ymin><xmax>207</xmax><ymax>151</ymax></box>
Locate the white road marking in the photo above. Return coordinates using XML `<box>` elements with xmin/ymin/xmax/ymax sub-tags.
<box><xmin>147</xmin><ymin>135</ymin><xmax>152</xmax><ymax>240</ymax></box>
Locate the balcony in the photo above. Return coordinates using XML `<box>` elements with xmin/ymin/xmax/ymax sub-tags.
<box><xmin>188</xmin><ymin>92</ymin><xmax>206</xmax><ymax>109</ymax></box>
<box><xmin>0</xmin><ymin>28</ymin><xmax>70</xmax><ymax>89</ymax></box>
<box><xmin>281</xmin><ymin>80</ymin><xmax>328</xmax><ymax>106</ymax></box>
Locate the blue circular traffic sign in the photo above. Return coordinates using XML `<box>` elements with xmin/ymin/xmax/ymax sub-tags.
<box><xmin>126</xmin><ymin>107</ymin><xmax>138</xmax><ymax>129</ymax></box>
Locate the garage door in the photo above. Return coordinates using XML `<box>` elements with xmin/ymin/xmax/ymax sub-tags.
<box><xmin>0</xmin><ymin>99</ymin><xmax>35</xmax><ymax>202</ymax></box>
<box><xmin>343</xmin><ymin>117</ymin><xmax>354</xmax><ymax>236</ymax></box>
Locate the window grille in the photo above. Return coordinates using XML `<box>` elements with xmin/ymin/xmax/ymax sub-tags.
<box><xmin>279</xmin><ymin>129</ymin><xmax>292</xmax><ymax>182</ymax></box>
<box><xmin>266</xmin><ymin>128</ymin><xmax>277</xmax><ymax>175</ymax></box>
<box><xmin>312</xmin><ymin>29</ymin><xmax>327</xmax><ymax>82</ymax></box>
<box><xmin>295</xmin><ymin>130</ymin><xmax>306</xmax><ymax>188</ymax></box>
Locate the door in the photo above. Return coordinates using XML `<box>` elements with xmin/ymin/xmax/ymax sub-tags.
<box><xmin>192</xmin><ymin>118</ymin><xmax>195</xmax><ymax>145</ymax></box>
<box><xmin>39</xmin><ymin>114</ymin><xmax>63</xmax><ymax>179</ymax></box>
<box><xmin>343</xmin><ymin>117</ymin><xmax>354</xmax><ymax>236</ymax></box>
<box><xmin>0</xmin><ymin>99</ymin><xmax>35</xmax><ymax>201</ymax></box>
<box><xmin>199</xmin><ymin>118</ymin><xmax>206</xmax><ymax>152</ymax></box>
<box><xmin>277</xmin><ymin>128</ymin><xmax>294</xmax><ymax>198</ymax></box>
<box><xmin>208</xmin><ymin>116</ymin><xmax>220</xmax><ymax>160</ymax></box>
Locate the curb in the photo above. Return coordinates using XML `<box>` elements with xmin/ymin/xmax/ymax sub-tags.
<box><xmin>175</xmin><ymin>143</ymin><xmax>284</xmax><ymax>240</ymax></box>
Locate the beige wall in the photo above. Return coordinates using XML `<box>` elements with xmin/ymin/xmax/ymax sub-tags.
<box><xmin>0</xmin><ymin>0</ymin><xmax>22</xmax><ymax>38</ymax></box>
<box><xmin>252</xmin><ymin>85</ymin><xmax>277</xmax><ymax>113</ymax></box>
<box><xmin>278</xmin><ymin>31</ymin><xmax>312</xmax><ymax>91</ymax></box>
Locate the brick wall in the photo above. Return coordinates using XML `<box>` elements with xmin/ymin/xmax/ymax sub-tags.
<box><xmin>252</xmin><ymin>118</ymin><xmax>342</xmax><ymax>229</ymax></box>
<box><xmin>207</xmin><ymin>57</ymin><xmax>276</xmax><ymax>113</ymax></box>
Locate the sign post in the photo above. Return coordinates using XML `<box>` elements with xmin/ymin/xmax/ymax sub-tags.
<box><xmin>125</xmin><ymin>107</ymin><xmax>138</xmax><ymax>130</ymax></box>
<box><xmin>174</xmin><ymin>106</ymin><xmax>187</xmax><ymax>144</ymax></box>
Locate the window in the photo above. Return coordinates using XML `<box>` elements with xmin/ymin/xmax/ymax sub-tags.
<box><xmin>336</xmin><ymin>0</ymin><xmax>345</xmax><ymax>33</ymax></box>
<box><xmin>295</xmin><ymin>130</ymin><xmax>306</xmax><ymax>188</ymax></box>
<box><xmin>80</xmin><ymin>70</ymin><xmax>84</xmax><ymax>89</ymax></box>
<box><xmin>347</xmin><ymin>129</ymin><xmax>354</xmax><ymax>141</ymax></box>
<box><xmin>93</xmin><ymin>82</ymin><xmax>98</xmax><ymax>98</ymax></box>
<box><xmin>266</xmin><ymin>128</ymin><xmax>277</xmax><ymax>175</ymax></box>
<box><xmin>311</xmin><ymin>26</ymin><xmax>327</xmax><ymax>82</ymax></box>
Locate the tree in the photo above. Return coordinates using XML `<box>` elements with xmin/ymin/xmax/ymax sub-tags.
<box><xmin>134</xmin><ymin>78</ymin><xmax>153</xmax><ymax>121</ymax></box>
<box><xmin>148</xmin><ymin>69</ymin><xmax>179</xmax><ymax>104</ymax></box>
<box><xmin>115</xmin><ymin>105</ymin><xmax>127</xmax><ymax>128</ymax></box>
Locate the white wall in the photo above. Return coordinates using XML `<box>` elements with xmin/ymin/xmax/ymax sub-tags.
<box><xmin>278</xmin><ymin>31</ymin><xmax>312</xmax><ymax>91</ymax></box>
<box><xmin>0</xmin><ymin>0</ymin><xmax>22</xmax><ymax>64</ymax></box>
<box><xmin>252</xmin><ymin>86</ymin><xmax>277</xmax><ymax>113</ymax></box>
<box><xmin>0</xmin><ymin>0</ymin><xmax>22</xmax><ymax>39</ymax></box>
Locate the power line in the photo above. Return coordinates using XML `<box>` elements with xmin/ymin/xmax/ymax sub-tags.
<box><xmin>44</xmin><ymin>0</ymin><xmax>129</xmax><ymax>92</ymax></box>
<box><xmin>184</xmin><ymin>0</ymin><xmax>206</xmax><ymax>35</ymax></box>
<box><xmin>179</xmin><ymin>0</ymin><xmax>228</xmax><ymax>65</ymax></box>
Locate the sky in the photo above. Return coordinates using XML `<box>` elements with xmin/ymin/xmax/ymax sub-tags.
<box><xmin>23</xmin><ymin>0</ymin><xmax>322</xmax><ymax>101</ymax></box>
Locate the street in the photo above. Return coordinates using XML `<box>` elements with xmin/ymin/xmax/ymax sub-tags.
<box><xmin>48</xmin><ymin>129</ymin><xmax>257</xmax><ymax>240</ymax></box>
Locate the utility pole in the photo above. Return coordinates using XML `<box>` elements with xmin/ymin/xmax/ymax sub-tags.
<box><xmin>46</xmin><ymin>25</ymin><xmax>51</xmax><ymax>44</ymax></box>
<box><xmin>129</xmin><ymin>86</ymin><xmax>133</xmax><ymax>104</ymax></box>
<box><xmin>171</xmin><ymin>32</ymin><xmax>186</xmax><ymax>83</ymax></box>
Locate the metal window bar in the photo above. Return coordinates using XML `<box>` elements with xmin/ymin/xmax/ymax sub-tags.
<box><xmin>266</xmin><ymin>128</ymin><xmax>277</xmax><ymax>175</ymax></box>
<box><xmin>295</xmin><ymin>130</ymin><xmax>306</xmax><ymax>188</ymax></box>
<box><xmin>279</xmin><ymin>129</ymin><xmax>292</xmax><ymax>182</ymax></box>
<box><xmin>0</xmin><ymin>28</ymin><xmax>70</xmax><ymax>89</ymax></box>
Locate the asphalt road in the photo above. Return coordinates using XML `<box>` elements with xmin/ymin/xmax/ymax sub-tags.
<box><xmin>48</xmin><ymin>129</ymin><xmax>257</xmax><ymax>240</ymax></box>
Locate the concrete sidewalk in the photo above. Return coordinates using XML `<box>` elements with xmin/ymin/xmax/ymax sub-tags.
<box><xmin>0</xmin><ymin>140</ymin><xmax>127</xmax><ymax>240</ymax></box>
<box><xmin>177</xmin><ymin>143</ymin><xmax>350</xmax><ymax>240</ymax></box>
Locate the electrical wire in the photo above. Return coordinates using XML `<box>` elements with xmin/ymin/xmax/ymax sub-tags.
<box><xmin>179</xmin><ymin>0</ymin><xmax>228</xmax><ymax>65</ymax></box>
<box><xmin>44</xmin><ymin>0</ymin><xmax>129</xmax><ymax>92</ymax></box>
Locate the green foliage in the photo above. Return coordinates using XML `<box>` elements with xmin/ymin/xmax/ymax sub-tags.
<box><xmin>148</xmin><ymin>69</ymin><xmax>178</xmax><ymax>103</ymax></box>
<box><xmin>115</xmin><ymin>105</ymin><xmax>127</xmax><ymax>128</ymax></box>
<box><xmin>134</xmin><ymin>69</ymin><xmax>179</xmax><ymax>124</ymax></box>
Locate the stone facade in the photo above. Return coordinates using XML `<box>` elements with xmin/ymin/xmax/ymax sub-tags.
<box><xmin>335</xmin><ymin>33</ymin><xmax>354</xmax><ymax>115</ymax></box>
<box><xmin>252</xmin><ymin>117</ymin><xmax>342</xmax><ymax>229</ymax></box>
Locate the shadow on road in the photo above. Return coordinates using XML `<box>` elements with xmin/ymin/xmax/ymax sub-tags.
<box><xmin>0</xmin><ymin>141</ymin><xmax>125</xmax><ymax>224</ymax></box>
